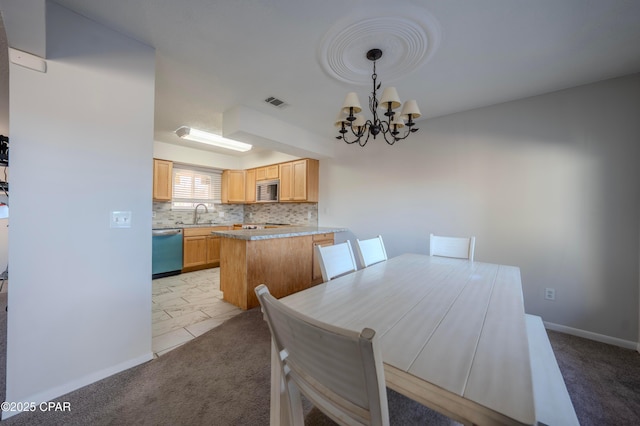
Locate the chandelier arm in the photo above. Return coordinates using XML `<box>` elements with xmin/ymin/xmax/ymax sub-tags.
<box><xmin>341</xmin><ymin>117</ymin><xmax>371</xmax><ymax>144</ymax></box>
<box><xmin>338</xmin><ymin>123</ymin><xmax>360</xmax><ymax>144</ymax></box>
<box><xmin>379</xmin><ymin>121</ymin><xmax>399</xmax><ymax>145</ymax></box>
<box><xmin>359</xmin><ymin>129</ymin><xmax>373</xmax><ymax>147</ymax></box>
<box><xmin>391</xmin><ymin>126</ymin><xmax>417</xmax><ymax>142</ymax></box>
<box><xmin>342</xmin><ymin>128</ymin><xmax>362</xmax><ymax>144</ymax></box>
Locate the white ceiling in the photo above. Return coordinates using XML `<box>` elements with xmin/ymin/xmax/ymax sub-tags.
<box><xmin>8</xmin><ymin>0</ymin><xmax>640</xmax><ymax>156</ymax></box>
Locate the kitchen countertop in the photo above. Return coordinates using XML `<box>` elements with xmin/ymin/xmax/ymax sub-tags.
<box><xmin>211</xmin><ymin>226</ymin><xmax>347</xmax><ymax>241</ymax></box>
<box><xmin>153</xmin><ymin>223</ymin><xmax>235</xmax><ymax>230</ymax></box>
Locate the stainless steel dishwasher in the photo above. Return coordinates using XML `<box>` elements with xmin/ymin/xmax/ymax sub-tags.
<box><xmin>152</xmin><ymin>228</ymin><xmax>183</xmax><ymax>279</ymax></box>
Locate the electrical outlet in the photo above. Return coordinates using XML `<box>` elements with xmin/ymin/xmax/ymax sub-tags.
<box><xmin>218</xmin><ymin>211</ymin><xmax>225</xmax><ymax>218</ymax></box>
<box><xmin>544</xmin><ymin>288</ymin><xmax>555</xmax><ymax>301</ymax></box>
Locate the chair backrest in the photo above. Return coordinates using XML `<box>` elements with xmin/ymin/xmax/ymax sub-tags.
<box><xmin>255</xmin><ymin>284</ymin><xmax>389</xmax><ymax>426</ymax></box>
<box><xmin>429</xmin><ymin>233</ymin><xmax>476</xmax><ymax>261</ymax></box>
<box><xmin>355</xmin><ymin>235</ymin><xmax>388</xmax><ymax>268</ymax></box>
<box><xmin>315</xmin><ymin>240</ymin><xmax>358</xmax><ymax>282</ymax></box>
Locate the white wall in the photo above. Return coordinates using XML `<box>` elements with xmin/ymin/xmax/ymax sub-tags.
<box><xmin>154</xmin><ymin>140</ymin><xmax>242</xmax><ymax>170</ymax></box>
<box><xmin>320</xmin><ymin>73</ymin><xmax>640</xmax><ymax>344</ymax></box>
<box><xmin>0</xmin><ymin>13</ymin><xmax>9</xmax><ymax>272</ymax></box>
<box><xmin>5</xmin><ymin>1</ymin><xmax>155</xmax><ymax>414</ymax></box>
<box><xmin>240</xmin><ymin>150</ymin><xmax>300</xmax><ymax>170</ymax></box>
<box><xmin>154</xmin><ymin>140</ymin><xmax>300</xmax><ymax>171</ymax></box>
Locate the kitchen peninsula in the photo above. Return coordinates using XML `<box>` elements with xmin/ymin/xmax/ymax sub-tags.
<box><xmin>213</xmin><ymin>226</ymin><xmax>347</xmax><ymax>309</ymax></box>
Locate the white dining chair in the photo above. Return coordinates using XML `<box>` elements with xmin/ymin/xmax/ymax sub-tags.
<box><xmin>315</xmin><ymin>240</ymin><xmax>358</xmax><ymax>282</ymax></box>
<box><xmin>429</xmin><ymin>233</ymin><xmax>476</xmax><ymax>261</ymax></box>
<box><xmin>255</xmin><ymin>284</ymin><xmax>390</xmax><ymax>426</ymax></box>
<box><xmin>355</xmin><ymin>235</ymin><xmax>388</xmax><ymax>268</ymax></box>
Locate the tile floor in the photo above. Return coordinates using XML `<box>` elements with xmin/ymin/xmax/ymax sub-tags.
<box><xmin>1</xmin><ymin>269</ymin><xmax>238</xmax><ymax>357</ymax></box>
<box><xmin>152</xmin><ymin>267</ymin><xmax>242</xmax><ymax>356</ymax></box>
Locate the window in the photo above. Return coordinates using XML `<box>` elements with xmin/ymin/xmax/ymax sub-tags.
<box><xmin>171</xmin><ymin>165</ymin><xmax>222</xmax><ymax>210</ymax></box>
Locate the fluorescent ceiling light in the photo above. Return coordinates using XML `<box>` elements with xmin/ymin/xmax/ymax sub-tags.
<box><xmin>175</xmin><ymin>126</ymin><xmax>252</xmax><ymax>152</ymax></box>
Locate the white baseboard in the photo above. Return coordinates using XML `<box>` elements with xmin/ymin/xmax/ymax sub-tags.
<box><xmin>543</xmin><ymin>321</ymin><xmax>638</xmax><ymax>350</ymax></box>
<box><xmin>2</xmin><ymin>351</ymin><xmax>154</xmax><ymax>420</ymax></box>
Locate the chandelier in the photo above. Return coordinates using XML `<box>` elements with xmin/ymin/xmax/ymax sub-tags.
<box><xmin>335</xmin><ymin>48</ymin><xmax>421</xmax><ymax>147</ymax></box>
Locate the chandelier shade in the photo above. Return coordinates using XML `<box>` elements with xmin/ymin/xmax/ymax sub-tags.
<box><xmin>401</xmin><ymin>100</ymin><xmax>421</xmax><ymax>119</ymax></box>
<box><xmin>391</xmin><ymin>115</ymin><xmax>405</xmax><ymax>128</ymax></box>
<box><xmin>341</xmin><ymin>92</ymin><xmax>362</xmax><ymax>114</ymax></box>
<box><xmin>335</xmin><ymin>48</ymin><xmax>420</xmax><ymax>147</ymax></box>
<box><xmin>380</xmin><ymin>87</ymin><xmax>401</xmax><ymax>111</ymax></box>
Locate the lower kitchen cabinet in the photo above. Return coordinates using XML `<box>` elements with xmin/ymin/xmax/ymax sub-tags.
<box><xmin>220</xmin><ymin>231</ymin><xmax>337</xmax><ymax>310</ymax></box>
<box><xmin>207</xmin><ymin>234</ymin><xmax>222</xmax><ymax>264</ymax></box>
<box><xmin>183</xmin><ymin>235</ymin><xmax>207</xmax><ymax>269</ymax></box>
<box><xmin>183</xmin><ymin>226</ymin><xmax>230</xmax><ymax>272</ymax></box>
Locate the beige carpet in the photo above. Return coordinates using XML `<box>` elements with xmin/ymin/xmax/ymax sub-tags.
<box><xmin>1</xmin><ymin>295</ymin><xmax>639</xmax><ymax>425</ymax></box>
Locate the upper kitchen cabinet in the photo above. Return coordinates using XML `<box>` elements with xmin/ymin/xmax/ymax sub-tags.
<box><xmin>153</xmin><ymin>159</ymin><xmax>173</xmax><ymax>202</ymax></box>
<box><xmin>245</xmin><ymin>168</ymin><xmax>256</xmax><ymax>203</ymax></box>
<box><xmin>279</xmin><ymin>159</ymin><xmax>319</xmax><ymax>202</ymax></box>
<box><xmin>256</xmin><ymin>164</ymin><xmax>279</xmax><ymax>181</ymax></box>
<box><xmin>221</xmin><ymin>170</ymin><xmax>246</xmax><ymax>203</ymax></box>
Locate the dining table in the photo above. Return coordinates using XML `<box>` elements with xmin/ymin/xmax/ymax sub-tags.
<box><xmin>268</xmin><ymin>253</ymin><xmax>536</xmax><ymax>426</ymax></box>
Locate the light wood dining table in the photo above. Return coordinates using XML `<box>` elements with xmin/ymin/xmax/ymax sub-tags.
<box><xmin>268</xmin><ymin>253</ymin><xmax>536</xmax><ymax>426</ymax></box>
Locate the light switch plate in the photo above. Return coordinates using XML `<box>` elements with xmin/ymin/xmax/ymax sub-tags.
<box><xmin>111</xmin><ymin>211</ymin><xmax>132</xmax><ymax>228</ymax></box>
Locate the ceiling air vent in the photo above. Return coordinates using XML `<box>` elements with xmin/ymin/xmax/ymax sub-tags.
<box><xmin>264</xmin><ymin>96</ymin><xmax>288</xmax><ymax>109</ymax></box>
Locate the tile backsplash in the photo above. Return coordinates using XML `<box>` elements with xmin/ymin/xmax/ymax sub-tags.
<box><xmin>244</xmin><ymin>203</ymin><xmax>318</xmax><ymax>225</ymax></box>
<box><xmin>152</xmin><ymin>202</ymin><xmax>318</xmax><ymax>228</ymax></box>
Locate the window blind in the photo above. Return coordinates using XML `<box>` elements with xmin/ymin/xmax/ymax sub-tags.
<box><xmin>172</xmin><ymin>165</ymin><xmax>221</xmax><ymax>210</ymax></box>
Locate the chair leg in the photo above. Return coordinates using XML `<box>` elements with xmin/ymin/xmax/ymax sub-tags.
<box><xmin>286</xmin><ymin>380</ymin><xmax>305</xmax><ymax>425</ymax></box>
<box><xmin>271</xmin><ymin>340</ymin><xmax>292</xmax><ymax>425</ymax></box>
<box><xmin>270</xmin><ymin>339</ymin><xmax>305</xmax><ymax>425</ymax></box>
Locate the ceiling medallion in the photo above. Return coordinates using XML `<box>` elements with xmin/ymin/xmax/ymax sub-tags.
<box><xmin>318</xmin><ymin>10</ymin><xmax>441</xmax><ymax>85</ymax></box>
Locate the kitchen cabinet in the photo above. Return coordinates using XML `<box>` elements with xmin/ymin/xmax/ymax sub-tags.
<box><xmin>279</xmin><ymin>159</ymin><xmax>319</xmax><ymax>202</ymax></box>
<box><xmin>218</xmin><ymin>228</ymin><xmax>342</xmax><ymax>310</ymax></box>
<box><xmin>183</xmin><ymin>235</ymin><xmax>207</xmax><ymax>269</ymax></box>
<box><xmin>245</xmin><ymin>168</ymin><xmax>256</xmax><ymax>203</ymax></box>
<box><xmin>256</xmin><ymin>164</ymin><xmax>279</xmax><ymax>181</ymax></box>
<box><xmin>312</xmin><ymin>233</ymin><xmax>334</xmax><ymax>284</ymax></box>
<box><xmin>153</xmin><ymin>159</ymin><xmax>173</xmax><ymax>202</ymax></box>
<box><xmin>183</xmin><ymin>226</ymin><xmax>230</xmax><ymax>272</ymax></box>
<box><xmin>221</xmin><ymin>170</ymin><xmax>246</xmax><ymax>203</ymax></box>
<box><xmin>206</xmin><ymin>234</ymin><xmax>222</xmax><ymax>264</ymax></box>
<box><xmin>222</xmin><ymin>158</ymin><xmax>318</xmax><ymax>204</ymax></box>
<box><xmin>279</xmin><ymin>162</ymin><xmax>293</xmax><ymax>200</ymax></box>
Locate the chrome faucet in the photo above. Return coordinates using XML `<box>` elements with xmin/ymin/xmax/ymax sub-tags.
<box><xmin>193</xmin><ymin>203</ymin><xmax>208</xmax><ymax>224</ymax></box>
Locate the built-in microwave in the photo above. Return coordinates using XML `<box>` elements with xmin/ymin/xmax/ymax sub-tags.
<box><xmin>256</xmin><ymin>179</ymin><xmax>279</xmax><ymax>202</ymax></box>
